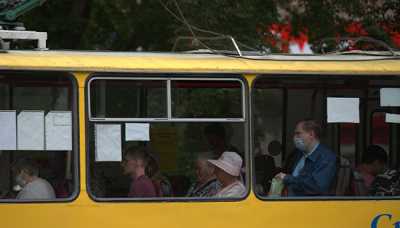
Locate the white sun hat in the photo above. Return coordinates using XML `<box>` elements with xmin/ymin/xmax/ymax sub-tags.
<box><xmin>208</xmin><ymin>151</ymin><xmax>242</xmax><ymax>177</ymax></box>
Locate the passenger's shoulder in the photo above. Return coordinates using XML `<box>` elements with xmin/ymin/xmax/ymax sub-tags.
<box><xmin>318</xmin><ymin>144</ymin><xmax>336</xmax><ymax>159</ymax></box>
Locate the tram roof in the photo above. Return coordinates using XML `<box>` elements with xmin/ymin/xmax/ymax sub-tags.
<box><xmin>0</xmin><ymin>50</ymin><xmax>400</xmax><ymax>74</ymax></box>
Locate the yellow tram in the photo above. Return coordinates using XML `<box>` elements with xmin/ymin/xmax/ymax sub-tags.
<box><xmin>0</xmin><ymin>50</ymin><xmax>399</xmax><ymax>228</ymax></box>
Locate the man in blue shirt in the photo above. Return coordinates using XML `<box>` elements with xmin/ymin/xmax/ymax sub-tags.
<box><xmin>275</xmin><ymin>119</ymin><xmax>336</xmax><ymax>196</ymax></box>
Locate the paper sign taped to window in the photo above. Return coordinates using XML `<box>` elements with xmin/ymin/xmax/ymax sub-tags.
<box><xmin>0</xmin><ymin>111</ymin><xmax>17</xmax><ymax>150</ymax></box>
<box><xmin>53</xmin><ymin>112</ymin><xmax>72</xmax><ymax>126</ymax></box>
<box><xmin>17</xmin><ymin>111</ymin><xmax>45</xmax><ymax>150</ymax></box>
<box><xmin>380</xmin><ymin>88</ymin><xmax>400</xmax><ymax>107</ymax></box>
<box><xmin>95</xmin><ymin>124</ymin><xmax>122</xmax><ymax>162</ymax></box>
<box><xmin>386</xmin><ymin>113</ymin><xmax>400</xmax><ymax>123</ymax></box>
<box><xmin>45</xmin><ymin>111</ymin><xmax>72</xmax><ymax>150</ymax></box>
<box><xmin>125</xmin><ymin>123</ymin><xmax>150</xmax><ymax>141</ymax></box>
<box><xmin>327</xmin><ymin>97</ymin><xmax>360</xmax><ymax>123</ymax></box>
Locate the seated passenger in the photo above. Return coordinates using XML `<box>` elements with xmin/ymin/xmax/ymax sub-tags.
<box><xmin>369</xmin><ymin>169</ymin><xmax>400</xmax><ymax>196</ymax></box>
<box><xmin>13</xmin><ymin>159</ymin><xmax>56</xmax><ymax>200</ymax></box>
<box><xmin>122</xmin><ymin>147</ymin><xmax>157</xmax><ymax>197</ymax></box>
<box><xmin>208</xmin><ymin>151</ymin><xmax>245</xmax><ymax>197</ymax></box>
<box><xmin>275</xmin><ymin>119</ymin><xmax>336</xmax><ymax>196</ymax></box>
<box><xmin>352</xmin><ymin>145</ymin><xmax>388</xmax><ymax>196</ymax></box>
<box><xmin>146</xmin><ymin>151</ymin><xmax>173</xmax><ymax>197</ymax></box>
<box><xmin>186</xmin><ymin>152</ymin><xmax>220</xmax><ymax>197</ymax></box>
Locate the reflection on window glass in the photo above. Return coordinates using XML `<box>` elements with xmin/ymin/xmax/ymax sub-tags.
<box><xmin>13</xmin><ymin>87</ymin><xmax>69</xmax><ymax>111</ymax></box>
<box><xmin>90</xmin><ymin>79</ymin><xmax>167</xmax><ymax>118</ymax></box>
<box><xmin>0</xmin><ymin>73</ymin><xmax>76</xmax><ymax>201</ymax></box>
<box><xmin>172</xmin><ymin>80</ymin><xmax>243</xmax><ymax>118</ymax></box>
<box><xmin>252</xmin><ymin>77</ymin><xmax>400</xmax><ymax>198</ymax></box>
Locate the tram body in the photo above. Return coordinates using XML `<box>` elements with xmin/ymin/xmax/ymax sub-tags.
<box><xmin>0</xmin><ymin>50</ymin><xmax>399</xmax><ymax>228</ymax></box>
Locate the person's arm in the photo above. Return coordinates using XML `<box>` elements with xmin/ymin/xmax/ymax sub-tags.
<box><xmin>16</xmin><ymin>188</ymin><xmax>34</xmax><ymax>199</ymax></box>
<box><xmin>283</xmin><ymin>157</ymin><xmax>336</xmax><ymax>195</ymax></box>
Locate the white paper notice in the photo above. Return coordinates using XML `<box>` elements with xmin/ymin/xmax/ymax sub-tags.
<box><xmin>95</xmin><ymin>124</ymin><xmax>122</xmax><ymax>162</ymax></box>
<box><xmin>17</xmin><ymin>111</ymin><xmax>45</xmax><ymax>150</ymax></box>
<box><xmin>125</xmin><ymin>123</ymin><xmax>150</xmax><ymax>141</ymax></box>
<box><xmin>327</xmin><ymin>97</ymin><xmax>360</xmax><ymax>123</ymax></box>
<box><xmin>380</xmin><ymin>88</ymin><xmax>400</xmax><ymax>107</ymax></box>
<box><xmin>0</xmin><ymin>111</ymin><xmax>17</xmax><ymax>150</ymax></box>
<box><xmin>386</xmin><ymin>113</ymin><xmax>400</xmax><ymax>123</ymax></box>
<box><xmin>45</xmin><ymin>111</ymin><xmax>72</xmax><ymax>151</ymax></box>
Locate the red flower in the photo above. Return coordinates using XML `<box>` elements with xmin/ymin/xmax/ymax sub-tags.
<box><xmin>292</xmin><ymin>32</ymin><xmax>308</xmax><ymax>51</ymax></box>
<box><xmin>391</xmin><ymin>32</ymin><xmax>400</xmax><ymax>48</ymax></box>
<box><xmin>265</xmin><ymin>23</ymin><xmax>312</xmax><ymax>53</ymax></box>
<box><xmin>345</xmin><ymin>22</ymin><xmax>368</xmax><ymax>36</ymax></box>
<box><xmin>269</xmin><ymin>23</ymin><xmax>280</xmax><ymax>34</ymax></box>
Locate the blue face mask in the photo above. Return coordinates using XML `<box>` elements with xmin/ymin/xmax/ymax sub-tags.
<box><xmin>294</xmin><ymin>137</ymin><xmax>306</xmax><ymax>151</ymax></box>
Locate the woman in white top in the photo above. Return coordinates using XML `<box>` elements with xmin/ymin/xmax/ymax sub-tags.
<box><xmin>14</xmin><ymin>159</ymin><xmax>56</xmax><ymax>200</ymax></box>
<box><xmin>208</xmin><ymin>151</ymin><xmax>245</xmax><ymax>198</ymax></box>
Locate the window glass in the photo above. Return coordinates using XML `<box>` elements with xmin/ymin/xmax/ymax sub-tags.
<box><xmin>371</xmin><ymin>112</ymin><xmax>390</xmax><ymax>154</ymax></box>
<box><xmin>252</xmin><ymin>87</ymin><xmax>283</xmax><ymax>195</ymax></box>
<box><xmin>252</xmin><ymin>76</ymin><xmax>400</xmax><ymax>198</ymax></box>
<box><xmin>339</xmin><ymin>123</ymin><xmax>357</xmax><ymax>164</ymax></box>
<box><xmin>88</xmin><ymin>76</ymin><xmax>247</xmax><ymax>200</ymax></box>
<box><xmin>172</xmin><ymin>80</ymin><xmax>243</xmax><ymax>119</ymax></box>
<box><xmin>0</xmin><ymin>73</ymin><xmax>76</xmax><ymax>201</ymax></box>
<box><xmin>90</xmin><ymin>79</ymin><xmax>167</xmax><ymax>119</ymax></box>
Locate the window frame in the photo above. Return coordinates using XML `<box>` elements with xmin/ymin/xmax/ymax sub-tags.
<box><xmin>85</xmin><ymin>73</ymin><xmax>250</xmax><ymax>202</ymax></box>
<box><xmin>251</xmin><ymin>74</ymin><xmax>400</xmax><ymax>201</ymax></box>
<box><xmin>0</xmin><ymin>70</ymin><xmax>80</xmax><ymax>203</ymax></box>
<box><xmin>88</xmin><ymin>76</ymin><xmax>246</xmax><ymax>123</ymax></box>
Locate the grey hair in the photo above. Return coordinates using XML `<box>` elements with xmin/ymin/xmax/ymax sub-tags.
<box><xmin>196</xmin><ymin>152</ymin><xmax>217</xmax><ymax>172</ymax></box>
<box><xmin>13</xmin><ymin>159</ymin><xmax>39</xmax><ymax>177</ymax></box>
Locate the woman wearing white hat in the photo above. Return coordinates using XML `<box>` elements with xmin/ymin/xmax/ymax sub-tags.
<box><xmin>208</xmin><ymin>151</ymin><xmax>245</xmax><ymax>197</ymax></box>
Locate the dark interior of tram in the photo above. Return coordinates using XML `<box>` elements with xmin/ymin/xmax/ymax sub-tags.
<box><xmin>252</xmin><ymin>75</ymin><xmax>400</xmax><ymax>197</ymax></box>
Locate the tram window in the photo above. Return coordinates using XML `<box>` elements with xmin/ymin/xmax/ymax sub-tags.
<box><xmin>89</xmin><ymin>79</ymin><xmax>167</xmax><ymax>119</ymax></box>
<box><xmin>0</xmin><ymin>73</ymin><xmax>77</xmax><ymax>202</ymax></box>
<box><xmin>87</xmin><ymin>76</ymin><xmax>247</xmax><ymax>200</ymax></box>
<box><xmin>252</xmin><ymin>76</ymin><xmax>400</xmax><ymax>199</ymax></box>
<box><xmin>172</xmin><ymin>80</ymin><xmax>243</xmax><ymax>119</ymax></box>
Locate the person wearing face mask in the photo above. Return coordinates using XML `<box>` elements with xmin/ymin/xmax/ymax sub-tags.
<box><xmin>275</xmin><ymin>119</ymin><xmax>336</xmax><ymax>196</ymax></box>
<box><xmin>14</xmin><ymin>159</ymin><xmax>56</xmax><ymax>200</ymax></box>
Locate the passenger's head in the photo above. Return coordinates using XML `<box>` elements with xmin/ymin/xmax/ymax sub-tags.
<box><xmin>122</xmin><ymin>147</ymin><xmax>149</xmax><ymax>176</ymax></box>
<box><xmin>293</xmin><ymin>119</ymin><xmax>322</xmax><ymax>153</ymax></box>
<box><xmin>204</xmin><ymin>123</ymin><xmax>227</xmax><ymax>152</ymax></box>
<box><xmin>13</xmin><ymin>159</ymin><xmax>39</xmax><ymax>187</ymax></box>
<box><xmin>145</xmin><ymin>152</ymin><xmax>160</xmax><ymax>178</ymax></box>
<box><xmin>208</xmin><ymin>151</ymin><xmax>242</xmax><ymax>185</ymax></box>
<box><xmin>362</xmin><ymin>145</ymin><xmax>388</xmax><ymax>175</ymax></box>
<box><xmin>195</xmin><ymin>152</ymin><xmax>217</xmax><ymax>184</ymax></box>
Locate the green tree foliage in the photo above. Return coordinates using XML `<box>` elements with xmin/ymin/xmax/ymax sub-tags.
<box><xmin>167</xmin><ymin>0</ymin><xmax>279</xmax><ymax>49</ymax></box>
<box><xmin>17</xmin><ymin>0</ymin><xmax>400</xmax><ymax>51</ymax></box>
<box><xmin>20</xmin><ymin>0</ymin><xmax>176</xmax><ymax>50</ymax></box>
<box><xmin>277</xmin><ymin>0</ymin><xmax>400</xmax><ymax>51</ymax></box>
